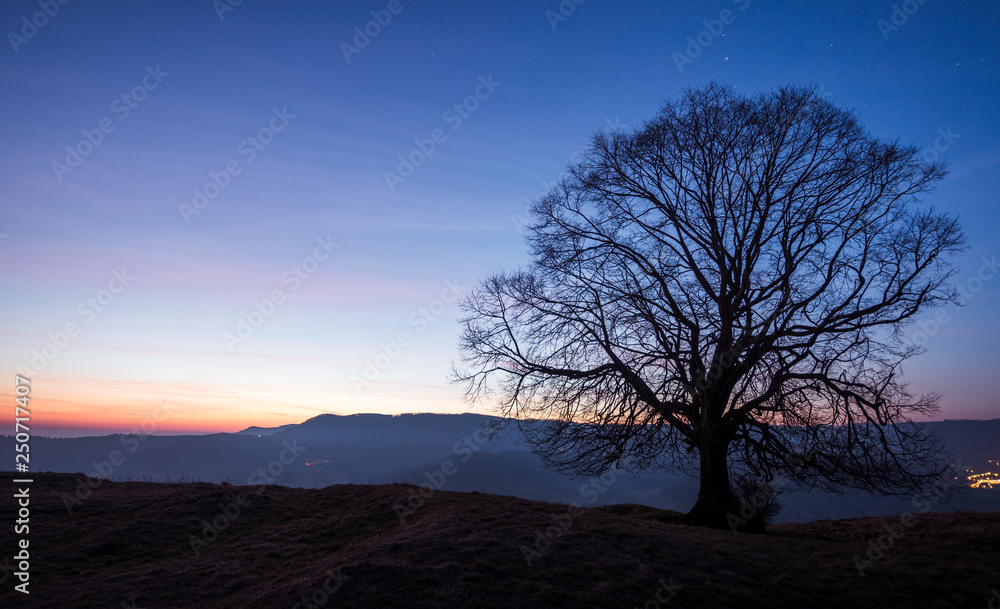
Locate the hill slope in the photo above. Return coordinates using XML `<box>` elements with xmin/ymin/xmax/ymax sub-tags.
<box><xmin>1</xmin><ymin>472</ymin><xmax>998</xmax><ymax>608</ymax></box>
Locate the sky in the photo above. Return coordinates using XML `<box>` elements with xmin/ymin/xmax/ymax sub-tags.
<box><xmin>1</xmin><ymin>0</ymin><xmax>998</xmax><ymax>436</ymax></box>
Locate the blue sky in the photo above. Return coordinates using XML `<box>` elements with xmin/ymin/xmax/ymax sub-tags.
<box><xmin>1</xmin><ymin>0</ymin><xmax>997</xmax><ymax>435</ymax></box>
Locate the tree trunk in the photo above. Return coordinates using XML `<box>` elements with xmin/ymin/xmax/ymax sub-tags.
<box><xmin>682</xmin><ymin>434</ymin><xmax>763</xmax><ymax>532</ymax></box>
<box><xmin>682</xmin><ymin>435</ymin><xmax>734</xmax><ymax>528</ymax></box>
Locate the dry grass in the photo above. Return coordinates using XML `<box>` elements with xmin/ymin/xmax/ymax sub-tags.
<box><xmin>1</xmin><ymin>472</ymin><xmax>997</xmax><ymax>608</ymax></box>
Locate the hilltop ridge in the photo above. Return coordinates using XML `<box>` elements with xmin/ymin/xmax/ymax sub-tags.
<box><xmin>1</xmin><ymin>472</ymin><xmax>998</xmax><ymax>608</ymax></box>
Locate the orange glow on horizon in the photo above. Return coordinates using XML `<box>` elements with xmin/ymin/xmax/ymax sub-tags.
<box><xmin>2</xmin><ymin>373</ymin><xmax>476</xmax><ymax>436</ymax></box>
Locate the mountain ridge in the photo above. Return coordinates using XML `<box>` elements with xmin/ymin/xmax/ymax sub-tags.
<box><xmin>4</xmin><ymin>415</ymin><xmax>998</xmax><ymax>522</ymax></box>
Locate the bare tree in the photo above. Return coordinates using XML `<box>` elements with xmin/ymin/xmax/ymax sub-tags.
<box><xmin>454</xmin><ymin>83</ymin><xmax>966</xmax><ymax>531</ymax></box>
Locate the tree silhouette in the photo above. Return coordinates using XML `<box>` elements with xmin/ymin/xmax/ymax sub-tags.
<box><xmin>454</xmin><ymin>83</ymin><xmax>966</xmax><ymax>530</ymax></box>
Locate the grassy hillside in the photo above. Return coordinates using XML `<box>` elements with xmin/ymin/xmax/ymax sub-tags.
<box><xmin>1</xmin><ymin>472</ymin><xmax>998</xmax><ymax>608</ymax></box>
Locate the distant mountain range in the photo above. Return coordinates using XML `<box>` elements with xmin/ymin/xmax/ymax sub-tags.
<box><xmin>4</xmin><ymin>414</ymin><xmax>998</xmax><ymax>522</ymax></box>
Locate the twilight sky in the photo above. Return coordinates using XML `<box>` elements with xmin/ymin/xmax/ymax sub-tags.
<box><xmin>1</xmin><ymin>0</ymin><xmax>998</xmax><ymax>436</ymax></box>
